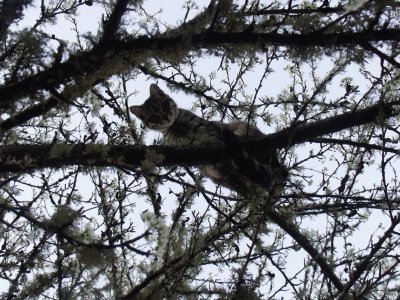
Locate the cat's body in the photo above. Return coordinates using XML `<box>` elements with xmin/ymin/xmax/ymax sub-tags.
<box><xmin>130</xmin><ymin>84</ymin><xmax>286</xmax><ymax>194</ymax></box>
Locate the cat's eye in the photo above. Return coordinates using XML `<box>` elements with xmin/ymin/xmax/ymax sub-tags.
<box><xmin>161</xmin><ymin>100</ymin><xmax>171</xmax><ymax>111</ymax></box>
<box><xmin>147</xmin><ymin>115</ymin><xmax>160</xmax><ymax>123</ymax></box>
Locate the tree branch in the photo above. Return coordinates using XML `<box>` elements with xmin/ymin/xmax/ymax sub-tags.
<box><xmin>0</xmin><ymin>0</ymin><xmax>32</xmax><ymax>41</ymax></box>
<box><xmin>244</xmin><ymin>6</ymin><xmax>344</xmax><ymax>16</ymax></box>
<box><xmin>0</xmin><ymin>97</ymin><xmax>59</xmax><ymax>132</ymax></box>
<box><xmin>311</xmin><ymin>137</ymin><xmax>400</xmax><ymax>155</ymax></box>
<box><xmin>337</xmin><ymin>213</ymin><xmax>400</xmax><ymax>299</ymax></box>
<box><xmin>266</xmin><ymin>209</ymin><xmax>344</xmax><ymax>291</ymax></box>
<box><xmin>250</xmin><ymin>99</ymin><xmax>400</xmax><ymax>150</ymax></box>
<box><xmin>97</xmin><ymin>0</ymin><xmax>130</xmax><ymax>45</ymax></box>
<box><xmin>361</xmin><ymin>41</ymin><xmax>400</xmax><ymax>69</ymax></box>
<box><xmin>0</xmin><ymin>99</ymin><xmax>399</xmax><ymax>173</ymax></box>
<box><xmin>1</xmin><ymin>29</ymin><xmax>400</xmax><ymax>107</ymax></box>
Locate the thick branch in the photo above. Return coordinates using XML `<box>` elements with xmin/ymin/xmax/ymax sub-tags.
<box><xmin>244</xmin><ymin>6</ymin><xmax>344</xmax><ymax>15</ymax></box>
<box><xmin>0</xmin><ymin>67</ymin><xmax>112</xmax><ymax>132</ymax></box>
<box><xmin>1</xmin><ymin>29</ymin><xmax>400</xmax><ymax>107</ymax></box>
<box><xmin>0</xmin><ymin>143</ymin><xmax>222</xmax><ymax>173</ymax></box>
<box><xmin>0</xmin><ymin>100</ymin><xmax>399</xmax><ymax>173</ymax></box>
<box><xmin>245</xmin><ymin>2</ymin><xmax>400</xmax><ymax>16</ymax></box>
<box><xmin>249</xmin><ymin>99</ymin><xmax>400</xmax><ymax>150</ymax></box>
<box><xmin>311</xmin><ymin>138</ymin><xmax>400</xmax><ymax>155</ymax></box>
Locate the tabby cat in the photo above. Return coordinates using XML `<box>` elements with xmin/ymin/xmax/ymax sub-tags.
<box><xmin>130</xmin><ymin>84</ymin><xmax>286</xmax><ymax>194</ymax></box>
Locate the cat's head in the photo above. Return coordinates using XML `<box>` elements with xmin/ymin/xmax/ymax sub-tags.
<box><xmin>130</xmin><ymin>84</ymin><xmax>178</xmax><ymax>131</ymax></box>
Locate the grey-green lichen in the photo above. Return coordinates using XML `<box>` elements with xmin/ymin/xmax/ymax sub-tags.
<box><xmin>49</xmin><ymin>144</ymin><xmax>72</xmax><ymax>160</ymax></box>
<box><xmin>141</xmin><ymin>149</ymin><xmax>165</xmax><ymax>172</ymax></box>
<box><xmin>43</xmin><ymin>204</ymin><xmax>80</xmax><ymax>232</ymax></box>
<box><xmin>77</xmin><ymin>246</ymin><xmax>115</xmax><ymax>268</ymax></box>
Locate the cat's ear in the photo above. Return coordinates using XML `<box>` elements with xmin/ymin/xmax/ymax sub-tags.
<box><xmin>129</xmin><ymin>105</ymin><xmax>144</xmax><ymax>118</ymax></box>
<box><xmin>149</xmin><ymin>84</ymin><xmax>164</xmax><ymax>97</ymax></box>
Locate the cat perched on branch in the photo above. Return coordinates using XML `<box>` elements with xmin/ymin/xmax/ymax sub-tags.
<box><xmin>130</xmin><ymin>84</ymin><xmax>287</xmax><ymax>195</ymax></box>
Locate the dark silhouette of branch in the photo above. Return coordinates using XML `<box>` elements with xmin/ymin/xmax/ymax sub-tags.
<box><xmin>337</xmin><ymin>213</ymin><xmax>400</xmax><ymax>299</ymax></box>
<box><xmin>250</xmin><ymin>99</ymin><xmax>400</xmax><ymax>150</ymax></box>
<box><xmin>0</xmin><ymin>97</ymin><xmax>59</xmax><ymax>131</ymax></box>
<box><xmin>117</xmin><ymin>29</ymin><xmax>400</xmax><ymax>51</ymax></box>
<box><xmin>285</xmin><ymin>193</ymin><xmax>400</xmax><ymax>215</ymax></box>
<box><xmin>120</xmin><ymin>209</ymin><xmax>251</xmax><ymax>299</ymax></box>
<box><xmin>0</xmin><ymin>99</ymin><xmax>399</xmax><ymax>173</ymax></box>
<box><xmin>361</xmin><ymin>42</ymin><xmax>400</xmax><ymax>69</ymax></box>
<box><xmin>0</xmin><ymin>0</ymin><xmax>32</xmax><ymax>41</ymax></box>
<box><xmin>1</xmin><ymin>29</ymin><xmax>400</xmax><ymax>108</ymax></box>
<box><xmin>0</xmin><ymin>73</ymin><xmax>108</xmax><ymax>132</ymax></box>
<box><xmin>266</xmin><ymin>209</ymin><xmax>344</xmax><ymax>291</ymax></box>
<box><xmin>97</xmin><ymin>0</ymin><xmax>130</xmax><ymax>45</ymax></box>
<box><xmin>311</xmin><ymin>138</ymin><xmax>400</xmax><ymax>155</ymax></box>
<box><xmin>244</xmin><ymin>6</ymin><xmax>344</xmax><ymax>15</ymax></box>
<box><xmin>243</xmin><ymin>1</ymin><xmax>400</xmax><ymax>16</ymax></box>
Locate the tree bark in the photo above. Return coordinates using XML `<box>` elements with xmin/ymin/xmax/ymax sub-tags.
<box><xmin>1</xmin><ymin>29</ymin><xmax>399</xmax><ymax>107</ymax></box>
<box><xmin>1</xmin><ymin>99</ymin><xmax>398</xmax><ymax>173</ymax></box>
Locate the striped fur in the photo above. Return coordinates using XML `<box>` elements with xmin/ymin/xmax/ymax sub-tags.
<box><xmin>130</xmin><ymin>84</ymin><xmax>286</xmax><ymax>193</ymax></box>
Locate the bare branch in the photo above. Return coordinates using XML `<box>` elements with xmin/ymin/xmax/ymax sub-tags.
<box><xmin>337</xmin><ymin>213</ymin><xmax>400</xmax><ymax>298</ymax></box>
<box><xmin>1</xmin><ymin>29</ymin><xmax>400</xmax><ymax>108</ymax></box>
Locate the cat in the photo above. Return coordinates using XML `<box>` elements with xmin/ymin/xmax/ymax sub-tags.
<box><xmin>130</xmin><ymin>84</ymin><xmax>287</xmax><ymax>194</ymax></box>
